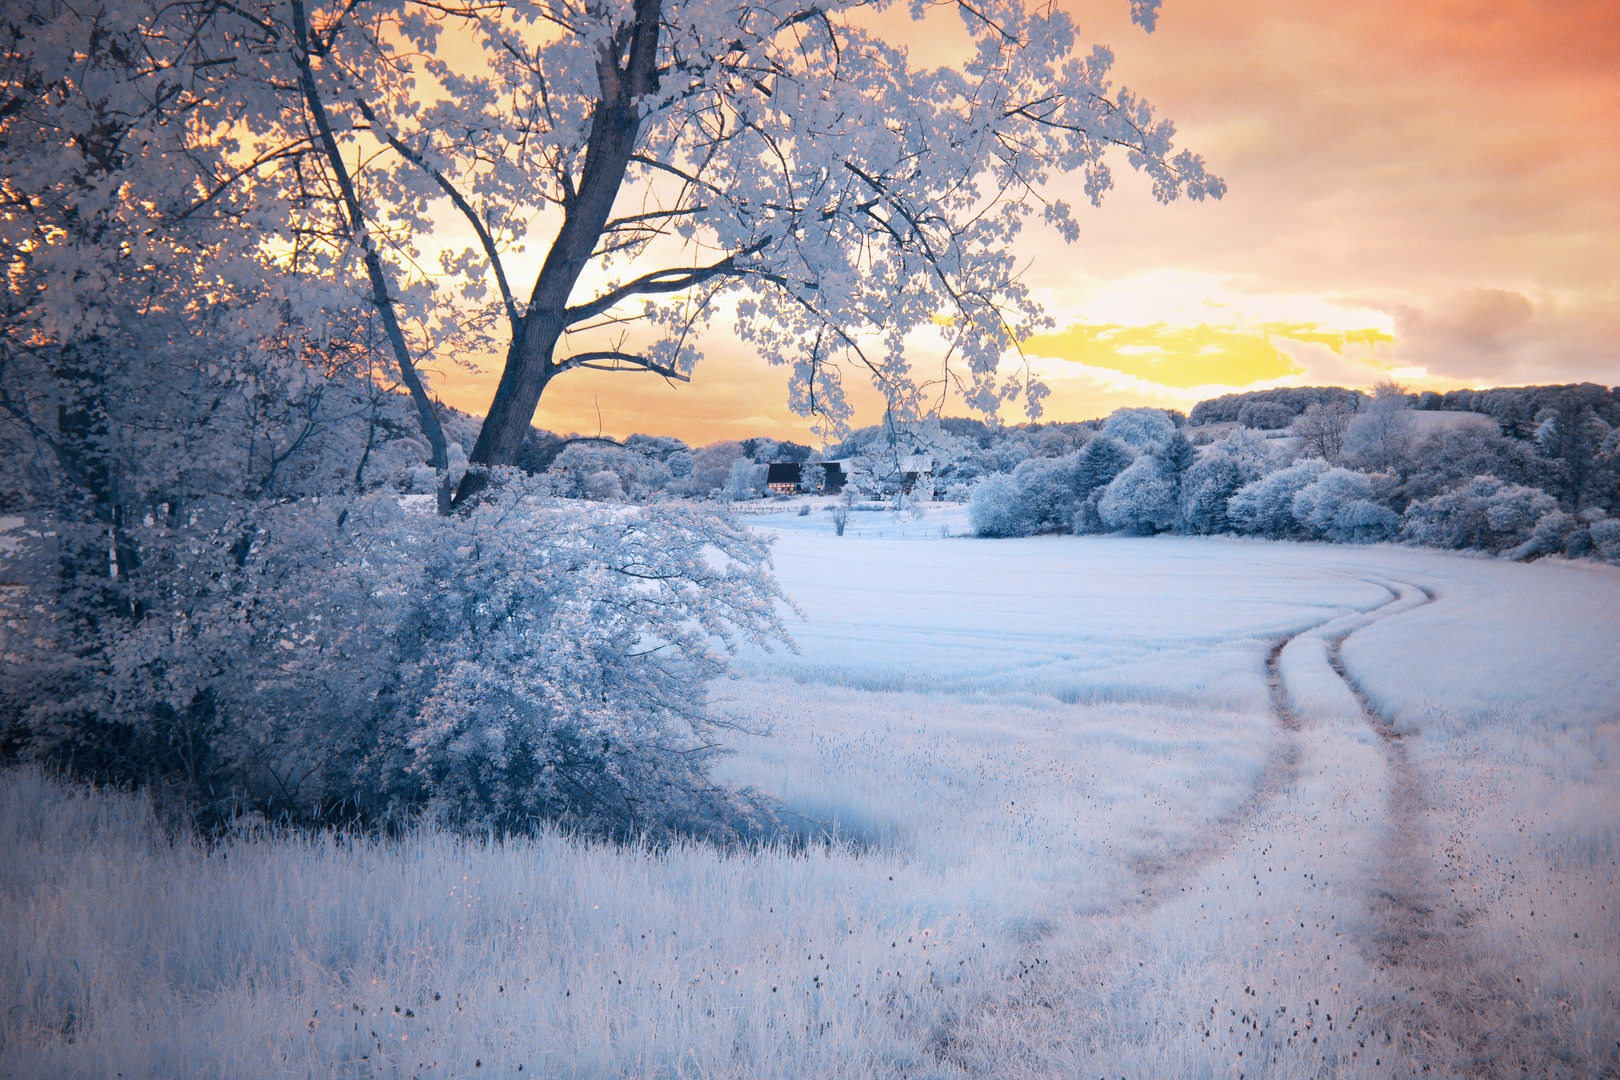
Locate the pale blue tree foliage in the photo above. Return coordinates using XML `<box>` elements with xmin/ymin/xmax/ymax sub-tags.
<box><xmin>1226</xmin><ymin>460</ymin><xmax>1331</xmax><ymax>537</ymax></box>
<box><xmin>1290</xmin><ymin>468</ymin><xmax>1399</xmax><ymax>543</ymax></box>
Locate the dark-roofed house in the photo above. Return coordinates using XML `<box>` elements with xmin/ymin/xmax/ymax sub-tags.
<box><xmin>766</xmin><ymin>461</ymin><xmax>847</xmax><ymax>495</ymax></box>
<box><xmin>766</xmin><ymin>462</ymin><xmax>802</xmax><ymax>495</ymax></box>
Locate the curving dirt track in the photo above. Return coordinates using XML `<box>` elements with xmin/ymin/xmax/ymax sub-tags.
<box><xmin>1132</xmin><ymin>574</ymin><xmax>1590</xmax><ymax>1078</ymax></box>
<box><xmin>935</xmin><ymin>568</ymin><xmax>1608</xmax><ymax>1080</ymax></box>
<box><xmin>1322</xmin><ymin>579</ymin><xmax>1592</xmax><ymax>1080</ymax></box>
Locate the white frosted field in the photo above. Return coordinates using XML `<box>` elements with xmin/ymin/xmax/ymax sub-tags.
<box><xmin>3</xmin><ymin>504</ymin><xmax>1616</xmax><ymax>1078</ymax></box>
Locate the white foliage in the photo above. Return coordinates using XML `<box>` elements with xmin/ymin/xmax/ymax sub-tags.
<box><xmin>1225</xmin><ymin>459</ymin><xmax>1330</xmax><ymax>537</ymax></box>
<box><xmin>3</xmin><ymin>483</ymin><xmax>793</xmax><ymax>838</ymax></box>
<box><xmin>4</xmin><ymin>0</ymin><xmax>1220</xmax><ymax>441</ymax></box>
<box><xmin>723</xmin><ymin>459</ymin><xmax>769</xmax><ymax>501</ymax></box>
<box><xmin>1402</xmin><ymin>475</ymin><xmax>1561</xmax><ymax>555</ymax></box>
<box><xmin>1178</xmin><ymin>429</ymin><xmax>1274</xmax><ymax>534</ymax></box>
<box><xmin>969</xmin><ymin>473</ymin><xmax>1027</xmax><ymax>537</ymax></box>
<box><xmin>1290</xmin><ymin>468</ymin><xmax>1399</xmax><ymax>543</ymax></box>
<box><xmin>1100</xmin><ymin>407</ymin><xmax>1178</xmax><ymax>450</ymax></box>
<box><xmin>968</xmin><ymin>454</ymin><xmax>1081</xmax><ymax>536</ymax></box>
<box><xmin>7</xmin><ymin>526</ymin><xmax>1620</xmax><ymax>1078</ymax></box>
<box><xmin>548</xmin><ymin>442</ymin><xmax>673</xmax><ymax>500</ymax></box>
<box><xmin>1096</xmin><ymin>455</ymin><xmax>1179</xmax><ymax>534</ymax></box>
<box><xmin>1592</xmin><ymin>518</ymin><xmax>1620</xmax><ymax>561</ymax></box>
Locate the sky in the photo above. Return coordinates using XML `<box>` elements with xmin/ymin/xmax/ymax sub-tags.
<box><xmin>430</xmin><ymin>0</ymin><xmax>1619</xmax><ymax>448</ymax></box>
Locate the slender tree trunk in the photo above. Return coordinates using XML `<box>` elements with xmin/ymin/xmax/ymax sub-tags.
<box><xmin>455</xmin><ymin>0</ymin><xmax>662</xmax><ymax>507</ymax></box>
<box><xmin>289</xmin><ymin>0</ymin><xmax>451</xmax><ymax>510</ymax></box>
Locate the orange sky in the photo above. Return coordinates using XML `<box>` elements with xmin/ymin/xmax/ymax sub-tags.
<box><xmin>430</xmin><ymin>0</ymin><xmax>1619</xmax><ymax>447</ymax></box>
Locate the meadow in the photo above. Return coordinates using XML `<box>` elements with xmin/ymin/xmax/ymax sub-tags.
<box><xmin>3</xmin><ymin>504</ymin><xmax>1616</xmax><ymax>1078</ymax></box>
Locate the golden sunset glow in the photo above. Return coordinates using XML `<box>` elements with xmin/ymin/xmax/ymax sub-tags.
<box><xmin>1021</xmin><ymin>322</ymin><xmax>1398</xmax><ymax>390</ymax></box>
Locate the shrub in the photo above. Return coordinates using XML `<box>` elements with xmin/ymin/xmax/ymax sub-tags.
<box><xmin>1290</xmin><ymin>468</ymin><xmax>1399</xmax><ymax>543</ymax></box>
<box><xmin>1179</xmin><ymin>430</ymin><xmax>1273</xmax><ymax>534</ymax></box>
<box><xmin>2</xmin><ymin>482</ymin><xmax>792</xmax><ymax>841</ymax></box>
<box><xmin>1401</xmin><ymin>475</ymin><xmax>1560</xmax><ymax>554</ymax></box>
<box><xmin>1226</xmin><ymin>459</ymin><xmax>1330</xmax><ymax>537</ymax></box>
<box><xmin>969</xmin><ymin>455</ymin><xmax>1083</xmax><ymax>537</ymax></box>
<box><xmin>1591</xmin><ymin>518</ymin><xmax>1620</xmax><ymax>562</ymax></box>
<box><xmin>1096</xmin><ymin>456</ymin><xmax>1179</xmax><ymax>534</ymax></box>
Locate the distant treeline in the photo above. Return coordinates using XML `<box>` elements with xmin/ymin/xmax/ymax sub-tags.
<box><xmin>1188</xmin><ymin>386</ymin><xmax>1365</xmax><ymax>428</ymax></box>
<box><xmin>1188</xmin><ymin>382</ymin><xmax>1620</xmax><ymax>435</ymax></box>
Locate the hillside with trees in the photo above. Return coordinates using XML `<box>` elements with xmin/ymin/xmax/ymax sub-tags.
<box><xmin>954</xmin><ymin>381</ymin><xmax>1619</xmax><ymax>562</ymax></box>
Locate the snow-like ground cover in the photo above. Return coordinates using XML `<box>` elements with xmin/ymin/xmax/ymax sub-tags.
<box><xmin>3</xmin><ymin>505</ymin><xmax>1616</xmax><ymax>1078</ymax></box>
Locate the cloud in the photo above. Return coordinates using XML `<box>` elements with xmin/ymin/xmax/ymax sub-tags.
<box><xmin>431</xmin><ymin>0</ymin><xmax>1617</xmax><ymax>441</ymax></box>
<box><xmin>1386</xmin><ymin>288</ymin><xmax>1619</xmax><ymax>384</ymax></box>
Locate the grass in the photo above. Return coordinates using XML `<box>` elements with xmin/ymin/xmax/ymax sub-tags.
<box><xmin>3</xmin><ymin>524</ymin><xmax>1616</xmax><ymax>1078</ymax></box>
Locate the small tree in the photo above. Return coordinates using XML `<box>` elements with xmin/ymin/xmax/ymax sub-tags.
<box><xmin>1290</xmin><ymin>469</ymin><xmax>1399</xmax><ymax>543</ymax></box>
<box><xmin>832</xmin><ymin>485</ymin><xmax>855</xmax><ymax>536</ymax></box>
<box><xmin>1101</xmin><ymin>407</ymin><xmax>1179</xmax><ymax>451</ymax></box>
<box><xmin>1180</xmin><ymin>429</ymin><xmax>1272</xmax><ymax>533</ymax></box>
<box><xmin>1072</xmin><ymin>435</ymin><xmax>1134</xmax><ymax>532</ymax></box>
<box><xmin>1345</xmin><ymin>380</ymin><xmax>1417</xmax><ymax>476</ymax></box>
<box><xmin>1535</xmin><ymin>397</ymin><xmax>1614</xmax><ymax>510</ymax></box>
<box><xmin>1097</xmin><ymin>455</ymin><xmax>1179</xmax><ymax>534</ymax></box>
<box><xmin>1293</xmin><ymin>400</ymin><xmax>1356</xmax><ymax>462</ymax></box>
<box><xmin>722</xmin><ymin>459</ymin><xmax>768</xmax><ymax>501</ymax></box>
<box><xmin>969</xmin><ymin>454</ymin><xmax>1081</xmax><ymax>536</ymax></box>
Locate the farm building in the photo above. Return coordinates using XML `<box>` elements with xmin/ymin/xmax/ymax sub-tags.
<box><xmin>765</xmin><ymin>461</ymin><xmax>847</xmax><ymax>495</ymax></box>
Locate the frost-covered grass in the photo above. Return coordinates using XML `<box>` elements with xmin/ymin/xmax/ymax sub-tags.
<box><xmin>3</xmin><ymin>512</ymin><xmax>1616</xmax><ymax>1078</ymax></box>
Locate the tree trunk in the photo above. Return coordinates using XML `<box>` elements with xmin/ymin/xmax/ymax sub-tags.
<box><xmin>455</xmin><ymin>0</ymin><xmax>662</xmax><ymax>507</ymax></box>
<box><xmin>289</xmin><ymin>0</ymin><xmax>451</xmax><ymax>508</ymax></box>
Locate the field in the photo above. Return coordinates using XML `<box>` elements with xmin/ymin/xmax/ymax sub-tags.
<box><xmin>3</xmin><ymin>505</ymin><xmax>1617</xmax><ymax>1078</ymax></box>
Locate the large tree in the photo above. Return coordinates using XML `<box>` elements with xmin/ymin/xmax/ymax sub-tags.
<box><xmin>4</xmin><ymin>0</ymin><xmax>1220</xmax><ymax>511</ymax></box>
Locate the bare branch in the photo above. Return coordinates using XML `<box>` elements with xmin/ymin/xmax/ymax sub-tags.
<box><xmin>554</xmin><ymin>350</ymin><xmax>692</xmax><ymax>382</ymax></box>
<box><xmin>353</xmin><ymin>96</ymin><xmax>522</xmax><ymax>329</ymax></box>
<box><xmin>288</xmin><ymin>0</ymin><xmax>450</xmax><ymax>486</ymax></box>
<box><xmin>565</xmin><ymin>236</ymin><xmax>772</xmax><ymax>326</ymax></box>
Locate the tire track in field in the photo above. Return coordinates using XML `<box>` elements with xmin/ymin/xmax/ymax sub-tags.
<box><xmin>938</xmin><ymin>581</ymin><xmax>1418</xmax><ymax>1074</ymax></box>
<box><xmin>1326</xmin><ymin>580</ymin><xmax>1575</xmax><ymax>1079</ymax></box>
<box><xmin>1125</xmin><ymin>581</ymin><xmax>1405</xmax><ymax>909</ymax></box>
<box><xmin>1324</xmin><ymin>582</ymin><xmax>1436</xmax><ymax>973</ymax></box>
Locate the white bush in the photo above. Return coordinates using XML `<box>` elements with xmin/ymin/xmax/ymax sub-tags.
<box><xmin>1225</xmin><ymin>459</ymin><xmax>1330</xmax><ymax>537</ymax></box>
<box><xmin>1179</xmin><ymin>430</ymin><xmax>1274</xmax><ymax>534</ymax></box>
<box><xmin>3</xmin><ymin>482</ymin><xmax>792</xmax><ymax>839</ymax></box>
<box><xmin>969</xmin><ymin>455</ymin><xmax>1082</xmax><ymax>537</ymax></box>
<box><xmin>1096</xmin><ymin>456</ymin><xmax>1179</xmax><ymax>534</ymax></box>
<box><xmin>1290</xmin><ymin>468</ymin><xmax>1399</xmax><ymax>543</ymax></box>
<box><xmin>1592</xmin><ymin>518</ymin><xmax>1620</xmax><ymax>562</ymax></box>
<box><xmin>723</xmin><ymin>458</ymin><xmax>769</xmax><ymax>500</ymax></box>
<box><xmin>1402</xmin><ymin>475</ymin><xmax>1560</xmax><ymax>554</ymax></box>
